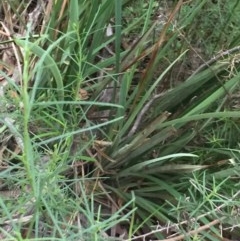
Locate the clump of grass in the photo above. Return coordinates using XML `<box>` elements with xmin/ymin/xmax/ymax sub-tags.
<box><xmin>1</xmin><ymin>0</ymin><xmax>240</xmax><ymax>240</ymax></box>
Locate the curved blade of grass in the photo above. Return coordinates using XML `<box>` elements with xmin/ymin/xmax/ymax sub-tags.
<box><xmin>143</xmin><ymin>164</ymin><xmax>210</xmax><ymax>174</ymax></box>
<box><xmin>117</xmin><ymin>153</ymin><xmax>197</xmax><ymax>177</ymax></box>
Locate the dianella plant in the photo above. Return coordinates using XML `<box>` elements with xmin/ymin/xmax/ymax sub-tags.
<box><xmin>0</xmin><ymin>0</ymin><xmax>240</xmax><ymax>240</ymax></box>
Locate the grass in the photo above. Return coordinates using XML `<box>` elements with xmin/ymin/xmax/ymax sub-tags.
<box><xmin>0</xmin><ymin>0</ymin><xmax>240</xmax><ymax>240</ymax></box>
